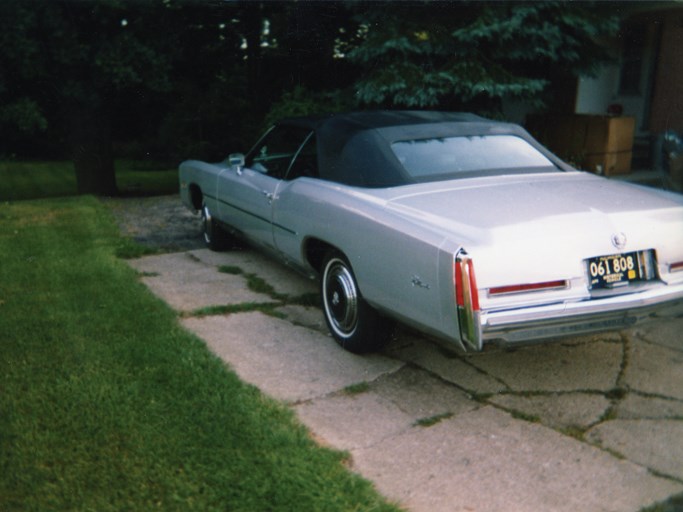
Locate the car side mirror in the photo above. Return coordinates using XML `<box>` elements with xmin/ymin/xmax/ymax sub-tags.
<box><xmin>228</xmin><ymin>153</ymin><xmax>245</xmax><ymax>174</ymax></box>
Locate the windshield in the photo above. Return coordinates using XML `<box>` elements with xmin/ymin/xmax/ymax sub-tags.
<box><xmin>391</xmin><ymin>135</ymin><xmax>558</xmax><ymax>182</ymax></box>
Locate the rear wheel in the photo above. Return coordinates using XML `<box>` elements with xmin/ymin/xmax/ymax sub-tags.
<box><xmin>321</xmin><ymin>251</ymin><xmax>390</xmax><ymax>353</ymax></box>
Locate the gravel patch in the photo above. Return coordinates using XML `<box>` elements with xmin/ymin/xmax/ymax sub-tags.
<box><xmin>102</xmin><ymin>194</ymin><xmax>204</xmax><ymax>252</ymax></box>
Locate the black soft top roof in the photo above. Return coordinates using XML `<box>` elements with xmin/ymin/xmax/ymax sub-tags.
<box><xmin>278</xmin><ymin>111</ymin><xmax>559</xmax><ymax>187</ymax></box>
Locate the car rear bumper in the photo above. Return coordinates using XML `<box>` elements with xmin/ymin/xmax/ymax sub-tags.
<box><xmin>477</xmin><ymin>283</ymin><xmax>683</xmax><ymax>350</ymax></box>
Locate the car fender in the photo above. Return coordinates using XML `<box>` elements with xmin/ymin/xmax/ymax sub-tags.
<box><xmin>179</xmin><ymin>160</ymin><xmax>226</xmax><ymax>214</ymax></box>
<box><xmin>272</xmin><ymin>178</ymin><xmax>467</xmax><ymax>345</ymax></box>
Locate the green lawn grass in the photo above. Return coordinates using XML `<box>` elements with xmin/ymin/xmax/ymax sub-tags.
<box><xmin>0</xmin><ymin>160</ymin><xmax>179</xmax><ymax>201</ymax></box>
<box><xmin>0</xmin><ymin>196</ymin><xmax>399</xmax><ymax>511</ymax></box>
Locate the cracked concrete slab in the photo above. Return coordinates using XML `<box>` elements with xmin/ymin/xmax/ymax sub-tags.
<box><xmin>616</xmin><ymin>393</ymin><xmax>683</xmax><ymax>420</ymax></box>
<box><xmin>274</xmin><ymin>304</ymin><xmax>327</xmax><ymax>333</ymax></box>
<box><xmin>352</xmin><ymin>406</ymin><xmax>681</xmax><ymax>512</ymax></box>
<box><xmin>463</xmin><ymin>340</ymin><xmax>624</xmax><ymax>392</ymax></box>
<box><xmin>128</xmin><ymin>252</ymin><xmax>274</xmax><ymax>311</ymax></box>
<box><xmin>295</xmin><ymin>391</ymin><xmax>417</xmax><ymax>451</ymax></box>
<box><xmin>188</xmin><ymin>248</ymin><xmax>318</xmax><ymax>298</ymax></box>
<box><xmin>489</xmin><ymin>392</ymin><xmax>610</xmax><ymax>429</ymax></box>
<box><xmin>385</xmin><ymin>332</ymin><xmax>507</xmax><ymax>395</ymax></box>
<box><xmin>630</xmin><ymin>313</ymin><xmax>683</xmax><ymax>352</ymax></box>
<box><xmin>128</xmin><ymin>248</ymin><xmax>318</xmax><ymax>313</ymax></box>
<box><xmin>182</xmin><ymin>312</ymin><xmax>403</xmax><ymax>403</ymax></box>
<box><xmin>587</xmin><ymin>419</ymin><xmax>683</xmax><ymax>481</ymax></box>
<box><xmin>369</xmin><ymin>366</ymin><xmax>478</xmax><ymax>419</ymax></box>
<box><xmin>623</xmin><ymin>337</ymin><xmax>683</xmax><ymax>401</ymax></box>
<box><xmin>295</xmin><ymin>367</ymin><xmax>479</xmax><ymax>451</ymax></box>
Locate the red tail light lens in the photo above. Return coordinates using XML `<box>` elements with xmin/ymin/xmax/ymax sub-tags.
<box><xmin>455</xmin><ymin>251</ymin><xmax>482</xmax><ymax>351</ymax></box>
<box><xmin>489</xmin><ymin>280</ymin><xmax>568</xmax><ymax>296</ymax></box>
<box><xmin>455</xmin><ymin>256</ymin><xmax>480</xmax><ymax>310</ymax></box>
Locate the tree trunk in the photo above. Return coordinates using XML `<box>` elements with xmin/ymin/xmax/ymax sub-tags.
<box><xmin>69</xmin><ymin>108</ymin><xmax>118</xmax><ymax>196</ymax></box>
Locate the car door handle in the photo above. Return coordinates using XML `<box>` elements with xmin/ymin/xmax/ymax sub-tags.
<box><xmin>262</xmin><ymin>190</ymin><xmax>274</xmax><ymax>202</ymax></box>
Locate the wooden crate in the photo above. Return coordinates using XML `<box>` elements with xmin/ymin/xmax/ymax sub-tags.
<box><xmin>526</xmin><ymin>114</ymin><xmax>636</xmax><ymax>174</ymax></box>
<box><xmin>583</xmin><ymin>151</ymin><xmax>633</xmax><ymax>176</ymax></box>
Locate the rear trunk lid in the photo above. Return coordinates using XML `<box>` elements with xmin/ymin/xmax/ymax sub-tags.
<box><xmin>383</xmin><ymin>172</ymin><xmax>683</xmax><ymax>288</ymax></box>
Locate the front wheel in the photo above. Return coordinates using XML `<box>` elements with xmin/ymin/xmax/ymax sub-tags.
<box><xmin>321</xmin><ymin>252</ymin><xmax>391</xmax><ymax>353</ymax></box>
<box><xmin>201</xmin><ymin>204</ymin><xmax>228</xmax><ymax>251</ymax></box>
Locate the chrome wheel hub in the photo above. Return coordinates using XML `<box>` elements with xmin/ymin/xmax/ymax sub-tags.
<box><xmin>324</xmin><ymin>259</ymin><xmax>358</xmax><ymax>337</ymax></box>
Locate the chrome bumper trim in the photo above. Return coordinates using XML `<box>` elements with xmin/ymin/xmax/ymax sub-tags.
<box><xmin>480</xmin><ymin>284</ymin><xmax>683</xmax><ymax>346</ymax></box>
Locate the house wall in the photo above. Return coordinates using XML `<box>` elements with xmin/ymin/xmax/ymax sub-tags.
<box><xmin>575</xmin><ymin>18</ymin><xmax>662</xmax><ymax>136</ymax></box>
<box><xmin>512</xmin><ymin>6</ymin><xmax>683</xmax><ymax>144</ymax></box>
<box><xmin>649</xmin><ymin>9</ymin><xmax>683</xmax><ymax>133</ymax></box>
<box><xmin>575</xmin><ymin>66</ymin><xmax>620</xmax><ymax>116</ymax></box>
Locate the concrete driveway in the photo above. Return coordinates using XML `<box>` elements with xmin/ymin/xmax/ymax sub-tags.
<box><xmin>128</xmin><ymin>246</ymin><xmax>683</xmax><ymax>512</ymax></box>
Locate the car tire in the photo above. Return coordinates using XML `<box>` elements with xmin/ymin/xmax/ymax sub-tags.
<box><xmin>201</xmin><ymin>204</ymin><xmax>228</xmax><ymax>251</ymax></box>
<box><xmin>321</xmin><ymin>251</ymin><xmax>391</xmax><ymax>353</ymax></box>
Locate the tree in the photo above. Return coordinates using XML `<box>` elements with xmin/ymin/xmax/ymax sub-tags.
<box><xmin>0</xmin><ymin>0</ymin><xmax>174</xmax><ymax>195</ymax></box>
<box><xmin>1</xmin><ymin>0</ymin><xmax>621</xmax><ymax>192</ymax></box>
<box><xmin>235</xmin><ymin>1</ymin><xmax>358</xmax><ymax>128</ymax></box>
<box><xmin>0</xmin><ymin>0</ymin><xmax>357</xmax><ymax>181</ymax></box>
<box><xmin>348</xmin><ymin>2</ymin><xmax>620</xmax><ymax>114</ymax></box>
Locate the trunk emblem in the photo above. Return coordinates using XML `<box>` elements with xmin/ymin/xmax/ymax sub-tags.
<box><xmin>611</xmin><ymin>232</ymin><xmax>627</xmax><ymax>250</ymax></box>
<box><xmin>411</xmin><ymin>275</ymin><xmax>431</xmax><ymax>290</ymax></box>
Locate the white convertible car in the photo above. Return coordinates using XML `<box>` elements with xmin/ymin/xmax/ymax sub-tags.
<box><xmin>180</xmin><ymin>111</ymin><xmax>683</xmax><ymax>353</ymax></box>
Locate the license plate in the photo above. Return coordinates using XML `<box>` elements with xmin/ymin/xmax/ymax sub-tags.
<box><xmin>587</xmin><ymin>252</ymin><xmax>641</xmax><ymax>289</ymax></box>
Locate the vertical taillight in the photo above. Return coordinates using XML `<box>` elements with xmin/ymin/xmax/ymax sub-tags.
<box><xmin>455</xmin><ymin>259</ymin><xmax>465</xmax><ymax>306</ymax></box>
<box><xmin>456</xmin><ymin>256</ymin><xmax>480</xmax><ymax>311</ymax></box>
<box><xmin>455</xmin><ymin>250</ymin><xmax>482</xmax><ymax>351</ymax></box>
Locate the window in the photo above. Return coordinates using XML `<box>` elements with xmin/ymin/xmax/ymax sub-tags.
<box><xmin>286</xmin><ymin>133</ymin><xmax>318</xmax><ymax>180</ymax></box>
<box><xmin>391</xmin><ymin>135</ymin><xmax>556</xmax><ymax>182</ymax></box>
<box><xmin>246</xmin><ymin>126</ymin><xmax>312</xmax><ymax>179</ymax></box>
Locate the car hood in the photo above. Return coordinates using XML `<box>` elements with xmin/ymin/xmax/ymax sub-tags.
<box><xmin>381</xmin><ymin>172</ymin><xmax>683</xmax><ymax>286</ymax></box>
